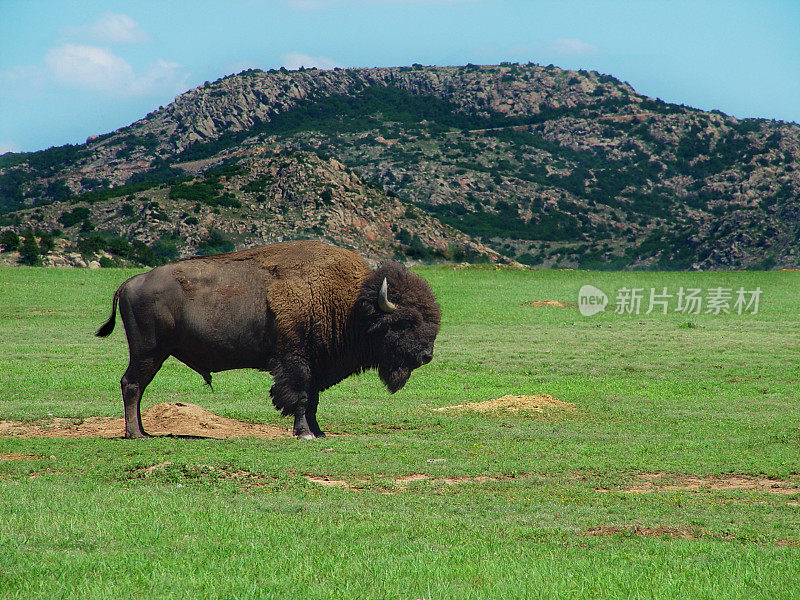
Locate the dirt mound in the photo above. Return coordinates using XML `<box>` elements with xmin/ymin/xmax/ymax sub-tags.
<box><xmin>436</xmin><ymin>394</ymin><xmax>575</xmax><ymax>413</ymax></box>
<box><xmin>138</xmin><ymin>402</ymin><xmax>290</xmax><ymax>438</ymax></box>
<box><xmin>0</xmin><ymin>402</ymin><xmax>290</xmax><ymax>439</ymax></box>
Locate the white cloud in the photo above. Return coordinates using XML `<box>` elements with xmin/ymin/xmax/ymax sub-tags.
<box><xmin>280</xmin><ymin>52</ymin><xmax>343</xmax><ymax>70</ymax></box>
<box><xmin>552</xmin><ymin>38</ymin><xmax>598</xmax><ymax>55</ymax></box>
<box><xmin>46</xmin><ymin>44</ymin><xmax>135</xmax><ymax>92</ymax></box>
<box><xmin>64</xmin><ymin>12</ymin><xmax>149</xmax><ymax>44</ymax></box>
<box><xmin>45</xmin><ymin>44</ymin><xmax>185</xmax><ymax>96</ymax></box>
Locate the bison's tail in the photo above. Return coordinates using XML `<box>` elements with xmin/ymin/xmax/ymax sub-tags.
<box><xmin>95</xmin><ymin>287</ymin><xmax>121</xmax><ymax>338</ymax></box>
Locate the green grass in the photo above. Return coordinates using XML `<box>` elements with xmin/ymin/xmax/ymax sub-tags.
<box><xmin>1</xmin><ymin>266</ymin><xmax>798</xmax><ymax>599</ymax></box>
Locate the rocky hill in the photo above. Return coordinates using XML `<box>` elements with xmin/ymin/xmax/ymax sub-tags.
<box><xmin>2</xmin><ymin>150</ymin><xmax>502</xmax><ymax>267</ymax></box>
<box><xmin>2</xmin><ymin>63</ymin><xmax>799</xmax><ymax>269</ymax></box>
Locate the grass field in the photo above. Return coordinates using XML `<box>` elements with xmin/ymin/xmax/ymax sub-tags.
<box><xmin>1</xmin><ymin>266</ymin><xmax>798</xmax><ymax>599</ymax></box>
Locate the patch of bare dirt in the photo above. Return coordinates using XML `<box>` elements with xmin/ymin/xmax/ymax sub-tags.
<box><xmin>304</xmin><ymin>473</ymin><xmax>504</xmax><ymax>492</ymax></box>
<box><xmin>0</xmin><ymin>452</ymin><xmax>42</xmax><ymax>461</ymax></box>
<box><xmin>0</xmin><ymin>402</ymin><xmax>291</xmax><ymax>439</ymax></box>
<box><xmin>523</xmin><ymin>300</ymin><xmax>566</xmax><ymax>307</ymax></box>
<box><xmin>436</xmin><ymin>394</ymin><xmax>575</xmax><ymax>413</ymax></box>
<box><xmin>585</xmin><ymin>525</ymin><xmax>704</xmax><ymax>540</ymax></box>
<box><xmin>305</xmin><ymin>476</ymin><xmax>364</xmax><ymax>489</ymax></box>
<box><xmin>607</xmin><ymin>473</ymin><xmax>799</xmax><ymax>495</ymax></box>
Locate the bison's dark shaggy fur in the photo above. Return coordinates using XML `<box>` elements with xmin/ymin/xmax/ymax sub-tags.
<box><xmin>96</xmin><ymin>241</ymin><xmax>440</xmax><ymax>439</ymax></box>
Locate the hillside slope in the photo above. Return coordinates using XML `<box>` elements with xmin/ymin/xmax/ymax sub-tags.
<box><xmin>2</xmin><ymin>63</ymin><xmax>799</xmax><ymax>269</ymax></box>
<box><xmin>4</xmin><ymin>151</ymin><xmax>504</xmax><ymax>266</ymax></box>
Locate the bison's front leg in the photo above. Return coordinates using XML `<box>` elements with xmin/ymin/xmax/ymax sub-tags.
<box><xmin>269</xmin><ymin>357</ymin><xmax>316</xmax><ymax>440</ymax></box>
<box><xmin>291</xmin><ymin>391</ymin><xmax>316</xmax><ymax>440</ymax></box>
<box><xmin>306</xmin><ymin>389</ymin><xmax>325</xmax><ymax>438</ymax></box>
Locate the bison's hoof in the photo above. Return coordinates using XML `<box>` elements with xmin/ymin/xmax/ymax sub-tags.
<box><xmin>314</xmin><ymin>432</ymin><xmax>326</xmax><ymax>438</ymax></box>
<box><xmin>296</xmin><ymin>432</ymin><xmax>316</xmax><ymax>440</ymax></box>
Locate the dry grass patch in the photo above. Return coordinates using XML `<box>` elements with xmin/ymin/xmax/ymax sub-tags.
<box><xmin>584</xmin><ymin>525</ymin><xmax>800</xmax><ymax>546</ymax></box>
<box><xmin>304</xmin><ymin>473</ymin><xmax>505</xmax><ymax>492</ymax></box>
<box><xmin>436</xmin><ymin>394</ymin><xmax>575</xmax><ymax>413</ymax></box>
<box><xmin>585</xmin><ymin>525</ymin><xmax>704</xmax><ymax>540</ymax></box>
<box><xmin>0</xmin><ymin>452</ymin><xmax>42</xmax><ymax>461</ymax></box>
<box><xmin>523</xmin><ymin>300</ymin><xmax>566</xmax><ymax>307</ymax></box>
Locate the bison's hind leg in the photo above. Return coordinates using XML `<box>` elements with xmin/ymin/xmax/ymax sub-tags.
<box><xmin>121</xmin><ymin>354</ymin><xmax>167</xmax><ymax>439</ymax></box>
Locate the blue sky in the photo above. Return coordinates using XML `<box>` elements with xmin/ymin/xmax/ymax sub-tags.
<box><xmin>1</xmin><ymin>0</ymin><xmax>798</xmax><ymax>154</ymax></box>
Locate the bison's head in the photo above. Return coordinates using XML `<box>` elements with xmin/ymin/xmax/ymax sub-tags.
<box><xmin>357</xmin><ymin>261</ymin><xmax>441</xmax><ymax>393</ymax></box>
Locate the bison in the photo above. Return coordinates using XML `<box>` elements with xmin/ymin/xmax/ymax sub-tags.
<box><xmin>96</xmin><ymin>240</ymin><xmax>441</xmax><ymax>439</ymax></box>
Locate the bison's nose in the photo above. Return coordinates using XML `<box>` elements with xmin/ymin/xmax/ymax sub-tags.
<box><xmin>418</xmin><ymin>350</ymin><xmax>433</xmax><ymax>365</ymax></box>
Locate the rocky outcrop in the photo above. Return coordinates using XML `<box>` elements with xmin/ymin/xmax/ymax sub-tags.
<box><xmin>142</xmin><ymin>65</ymin><xmax>634</xmax><ymax>151</ymax></box>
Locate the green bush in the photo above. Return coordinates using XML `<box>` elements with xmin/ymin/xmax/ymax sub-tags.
<box><xmin>77</xmin><ymin>234</ymin><xmax>107</xmax><ymax>256</ymax></box>
<box><xmin>151</xmin><ymin>237</ymin><xmax>180</xmax><ymax>263</ymax></box>
<box><xmin>59</xmin><ymin>207</ymin><xmax>91</xmax><ymax>227</ymax></box>
<box><xmin>170</xmin><ymin>181</ymin><xmax>241</xmax><ymax>208</ymax></box>
<box><xmin>18</xmin><ymin>229</ymin><xmax>41</xmax><ymax>266</ymax></box>
<box><xmin>195</xmin><ymin>230</ymin><xmax>234</xmax><ymax>256</ymax></box>
<box><xmin>0</xmin><ymin>230</ymin><xmax>19</xmax><ymax>251</ymax></box>
<box><xmin>38</xmin><ymin>232</ymin><xmax>54</xmax><ymax>254</ymax></box>
<box><xmin>516</xmin><ymin>253</ymin><xmax>539</xmax><ymax>266</ymax></box>
<box><xmin>107</xmin><ymin>237</ymin><xmax>133</xmax><ymax>258</ymax></box>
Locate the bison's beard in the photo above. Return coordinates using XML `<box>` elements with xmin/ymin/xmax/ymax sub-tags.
<box><xmin>379</xmin><ymin>362</ymin><xmax>411</xmax><ymax>394</ymax></box>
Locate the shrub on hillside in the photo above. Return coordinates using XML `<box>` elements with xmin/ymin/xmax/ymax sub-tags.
<box><xmin>59</xmin><ymin>207</ymin><xmax>91</xmax><ymax>228</ymax></box>
<box><xmin>196</xmin><ymin>230</ymin><xmax>234</xmax><ymax>256</ymax></box>
<box><xmin>77</xmin><ymin>234</ymin><xmax>107</xmax><ymax>256</ymax></box>
<box><xmin>18</xmin><ymin>229</ymin><xmax>41</xmax><ymax>266</ymax></box>
<box><xmin>0</xmin><ymin>230</ymin><xmax>19</xmax><ymax>251</ymax></box>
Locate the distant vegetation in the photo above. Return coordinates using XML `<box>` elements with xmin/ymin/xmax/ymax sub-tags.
<box><xmin>421</xmin><ymin>201</ymin><xmax>582</xmax><ymax>242</ymax></box>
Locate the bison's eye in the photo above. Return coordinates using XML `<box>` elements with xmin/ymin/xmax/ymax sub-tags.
<box><xmin>390</xmin><ymin>316</ymin><xmax>417</xmax><ymax>331</ymax></box>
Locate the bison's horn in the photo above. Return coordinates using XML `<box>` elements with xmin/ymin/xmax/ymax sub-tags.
<box><xmin>378</xmin><ymin>277</ymin><xmax>397</xmax><ymax>313</ymax></box>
